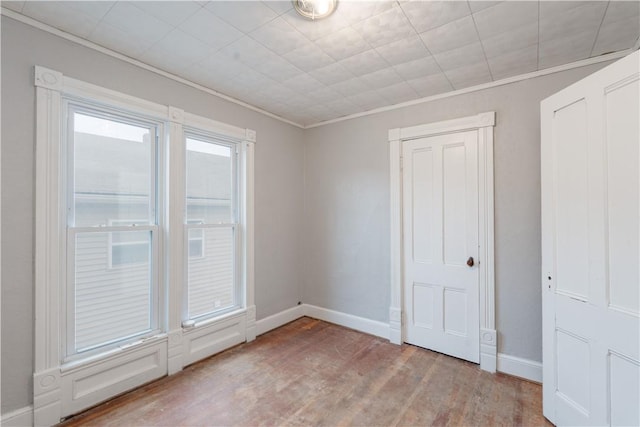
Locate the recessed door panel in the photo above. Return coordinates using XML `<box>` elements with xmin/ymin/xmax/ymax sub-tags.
<box><xmin>443</xmin><ymin>288</ymin><xmax>467</xmax><ymax>336</ymax></box>
<box><xmin>609</xmin><ymin>352</ymin><xmax>640</xmax><ymax>426</ymax></box>
<box><xmin>412</xmin><ymin>283</ymin><xmax>436</xmax><ymax>329</ymax></box>
<box><xmin>443</xmin><ymin>144</ymin><xmax>467</xmax><ymax>266</ymax></box>
<box><xmin>606</xmin><ymin>79</ymin><xmax>640</xmax><ymax>315</ymax></box>
<box><xmin>554</xmin><ymin>100</ymin><xmax>590</xmax><ymax>300</ymax></box>
<box><xmin>556</xmin><ymin>329</ymin><xmax>590</xmax><ymax>415</ymax></box>
<box><xmin>412</xmin><ymin>149</ymin><xmax>435</xmax><ymax>264</ymax></box>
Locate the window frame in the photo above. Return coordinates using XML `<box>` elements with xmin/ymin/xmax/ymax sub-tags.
<box><xmin>183</xmin><ymin>130</ymin><xmax>241</xmax><ymax>323</ymax></box>
<box><xmin>62</xmin><ymin>101</ymin><xmax>164</xmax><ymax>361</ymax></box>
<box><xmin>33</xmin><ymin>66</ymin><xmax>255</xmax><ymax>425</ymax></box>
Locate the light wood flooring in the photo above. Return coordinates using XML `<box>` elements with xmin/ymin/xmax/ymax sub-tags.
<box><xmin>60</xmin><ymin>317</ymin><xmax>550</xmax><ymax>426</ymax></box>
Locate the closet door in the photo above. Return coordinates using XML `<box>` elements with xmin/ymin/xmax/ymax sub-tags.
<box><xmin>541</xmin><ymin>51</ymin><xmax>639</xmax><ymax>426</ymax></box>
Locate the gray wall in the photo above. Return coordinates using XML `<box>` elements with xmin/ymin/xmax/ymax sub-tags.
<box><xmin>1</xmin><ymin>16</ymin><xmax>304</xmax><ymax>413</ymax></box>
<box><xmin>302</xmin><ymin>61</ymin><xmax>611</xmax><ymax>363</ymax></box>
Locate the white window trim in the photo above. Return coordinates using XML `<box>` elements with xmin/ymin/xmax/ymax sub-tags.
<box><xmin>34</xmin><ymin>66</ymin><xmax>255</xmax><ymax>426</ymax></box>
<box><xmin>388</xmin><ymin>112</ymin><xmax>497</xmax><ymax>373</ymax></box>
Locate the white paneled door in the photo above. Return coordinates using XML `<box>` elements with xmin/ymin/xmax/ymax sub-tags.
<box><xmin>541</xmin><ymin>51</ymin><xmax>639</xmax><ymax>426</ymax></box>
<box><xmin>402</xmin><ymin>131</ymin><xmax>479</xmax><ymax>363</ymax></box>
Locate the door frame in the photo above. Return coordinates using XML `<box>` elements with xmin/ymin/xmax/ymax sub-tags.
<box><xmin>389</xmin><ymin>112</ymin><xmax>497</xmax><ymax>372</ymax></box>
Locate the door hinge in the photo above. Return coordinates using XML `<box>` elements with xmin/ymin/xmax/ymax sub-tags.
<box><xmin>400</xmin><ymin>156</ymin><xmax>403</xmax><ymax>170</ymax></box>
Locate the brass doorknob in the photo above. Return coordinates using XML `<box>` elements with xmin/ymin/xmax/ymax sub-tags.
<box><xmin>467</xmin><ymin>257</ymin><xmax>474</xmax><ymax>267</ymax></box>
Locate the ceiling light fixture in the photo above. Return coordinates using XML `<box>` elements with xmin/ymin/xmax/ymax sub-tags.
<box><xmin>292</xmin><ymin>0</ymin><xmax>338</xmax><ymax>20</ymax></box>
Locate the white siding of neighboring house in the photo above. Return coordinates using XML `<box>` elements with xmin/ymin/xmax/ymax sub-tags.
<box><xmin>71</xmin><ymin>132</ymin><xmax>235</xmax><ymax>353</ymax></box>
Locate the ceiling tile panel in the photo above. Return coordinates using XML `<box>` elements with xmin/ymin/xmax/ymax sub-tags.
<box><xmin>473</xmin><ymin>1</ymin><xmax>538</xmax><ymax>40</ymax></box>
<box><xmin>257</xmin><ymin>55</ymin><xmax>304</xmax><ymax>83</ymax></box>
<box><xmin>89</xmin><ymin>21</ymin><xmax>154</xmax><ymax>58</ymax></box>
<box><xmin>468</xmin><ymin>1</ymin><xmax>502</xmax><ymax>13</ymax></box>
<box><xmin>539</xmin><ymin>1</ymin><xmax>607</xmax><ymax>42</ymax></box>
<box><xmin>487</xmin><ymin>44</ymin><xmax>538</xmax><ymax>80</ymax></box>
<box><xmin>220</xmin><ymin>36</ymin><xmax>275</xmax><ymax>68</ymax></box>
<box><xmin>259</xmin><ymin>83</ymin><xmax>299</xmax><ymax>104</ymax></box>
<box><xmin>249</xmin><ymin>17</ymin><xmax>309</xmax><ymax>55</ymax></box>
<box><xmin>195</xmin><ymin>53</ymin><xmax>253</xmax><ymax>82</ymax></box>
<box><xmin>420</xmin><ymin>15</ymin><xmax>479</xmax><ymax>54</ymax></box>
<box><xmin>591</xmin><ymin>1</ymin><xmax>640</xmax><ymax>56</ymax></box>
<box><xmin>178</xmin><ymin>8</ymin><xmax>244</xmax><ymax>50</ymax></box>
<box><xmin>338</xmin><ymin>1</ymin><xmax>396</xmax><ymax>25</ymax></box>
<box><xmin>309</xmin><ymin>62</ymin><xmax>354</xmax><ymax>86</ymax></box>
<box><xmin>2</xmin><ymin>1</ymin><xmax>25</xmax><ymax>13</ymax></box>
<box><xmin>392</xmin><ymin>56</ymin><xmax>442</xmax><ymax>80</ymax></box>
<box><xmin>22</xmin><ymin>1</ymin><xmax>114</xmax><ymax>38</ymax></box>
<box><xmin>539</xmin><ymin>29</ymin><xmax>596</xmax><ymax>68</ymax></box>
<box><xmin>315</xmin><ymin>26</ymin><xmax>371</xmax><ymax>60</ymax></box>
<box><xmin>374</xmin><ymin>35</ymin><xmax>430</xmax><ymax>66</ymax></box>
<box><xmin>338</xmin><ymin>49</ymin><xmax>389</xmax><ymax>76</ymax></box>
<box><xmin>599</xmin><ymin>0</ymin><xmax>640</xmax><ymax>23</ymax></box>
<box><xmin>262</xmin><ymin>0</ymin><xmax>293</xmax><ymax>16</ymax></box>
<box><xmin>433</xmin><ymin>41</ymin><xmax>487</xmax><ymax>71</ymax></box>
<box><xmin>230</xmin><ymin>69</ymin><xmax>276</xmax><ymax>93</ymax></box>
<box><xmin>205</xmin><ymin>1</ymin><xmax>278</xmax><ymax>33</ymax></box>
<box><xmin>324</xmin><ymin>98</ymin><xmax>361</xmax><ymax>116</ymax></box>
<box><xmin>592</xmin><ymin>14</ymin><xmax>640</xmax><ymax>57</ymax></box>
<box><xmin>100</xmin><ymin>2</ymin><xmax>172</xmax><ymax>44</ymax></box>
<box><xmin>130</xmin><ymin>1</ymin><xmax>201</xmax><ymax>27</ymax></box>
<box><xmin>352</xmin><ymin>5</ymin><xmax>416</xmax><ymax>48</ymax></box>
<box><xmin>282</xmin><ymin>73</ymin><xmax>325</xmax><ymax>93</ymax></box>
<box><xmin>376</xmin><ymin>81</ymin><xmax>419</xmax><ymax>105</ymax></box>
<box><xmin>345</xmin><ymin>90</ymin><xmax>390</xmax><ymax>110</ymax></box>
<box><xmin>329</xmin><ymin>77</ymin><xmax>372</xmax><ymax>97</ymax></box>
<box><xmin>539</xmin><ymin>1</ymin><xmax>604</xmax><ymax>17</ymax></box>
<box><xmin>400</xmin><ymin>0</ymin><xmax>471</xmax><ymax>33</ymax></box>
<box><xmin>361</xmin><ymin>67</ymin><xmax>403</xmax><ymax>89</ymax></box>
<box><xmin>444</xmin><ymin>60</ymin><xmax>493</xmax><ymax>89</ymax></box>
<box><xmin>283</xmin><ymin>41</ymin><xmax>336</xmax><ymax>72</ymax></box>
<box><xmin>306</xmin><ymin>86</ymin><xmax>343</xmax><ymax>103</ymax></box>
<box><xmin>481</xmin><ymin>22</ymin><xmax>538</xmax><ymax>59</ymax></box>
<box><xmin>140</xmin><ymin>29</ymin><xmax>212</xmax><ymax>69</ymax></box>
<box><xmin>406</xmin><ymin>73</ymin><xmax>453</xmax><ymax>97</ymax></box>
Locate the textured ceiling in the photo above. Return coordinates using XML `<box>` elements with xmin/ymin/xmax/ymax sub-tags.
<box><xmin>3</xmin><ymin>1</ymin><xmax>639</xmax><ymax>126</ymax></box>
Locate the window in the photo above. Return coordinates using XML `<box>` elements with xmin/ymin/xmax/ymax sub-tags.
<box><xmin>185</xmin><ymin>134</ymin><xmax>238</xmax><ymax>321</ymax></box>
<box><xmin>34</xmin><ymin>66</ymin><xmax>255</xmax><ymax>424</ymax></box>
<box><xmin>66</xmin><ymin>107</ymin><xmax>160</xmax><ymax>357</ymax></box>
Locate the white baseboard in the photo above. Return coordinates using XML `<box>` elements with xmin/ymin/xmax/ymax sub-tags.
<box><xmin>255</xmin><ymin>305</ymin><xmax>305</xmax><ymax>336</ymax></box>
<box><xmin>2</xmin><ymin>405</ymin><xmax>33</xmax><ymax>427</ymax></box>
<box><xmin>303</xmin><ymin>304</ymin><xmax>389</xmax><ymax>340</ymax></box>
<box><xmin>497</xmin><ymin>353</ymin><xmax>542</xmax><ymax>383</ymax></box>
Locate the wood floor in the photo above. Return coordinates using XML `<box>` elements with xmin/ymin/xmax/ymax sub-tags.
<box><xmin>60</xmin><ymin>317</ymin><xmax>550</xmax><ymax>426</ymax></box>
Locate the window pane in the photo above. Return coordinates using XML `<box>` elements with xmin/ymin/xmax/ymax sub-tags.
<box><xmin>73</xmin><ymin>112</ymin><xmax>153</xmax><ymax>227</ymax></box>
<box><xmin>186</xmin><ymin>138</ymin><xmax>232</xmax><ymax>223</ymax></box>
<box><xmin>187</xmin><ymin>227</ymin><xmax>234</xmax><ymax>319</ymax></box>
<box><xmin>74</xmin><ymin>231</ymin><xmax>152</xmax><ymax>352</ymax></box>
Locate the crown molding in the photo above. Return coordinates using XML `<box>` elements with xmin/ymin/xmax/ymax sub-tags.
<box><xmin>1</xmin><ymin>8</ymin><xmax>305</xmax><ymax>129</ymax></box>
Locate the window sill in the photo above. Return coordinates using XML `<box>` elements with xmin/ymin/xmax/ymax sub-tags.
<box><xmin>61</xmin><ymin>333</ymin><xmax>168</xmax><ymax>374</ymax></box>
<box><xmin>183</xmin><ymin>307</ymin><xmax>247</xmax><ymax>332</ymax></box>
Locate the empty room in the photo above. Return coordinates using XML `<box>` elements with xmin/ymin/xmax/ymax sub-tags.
<box><xmin>1</xmin><ymin>0</ymin><xmax>639</xmax><ymax>426</ymax></box>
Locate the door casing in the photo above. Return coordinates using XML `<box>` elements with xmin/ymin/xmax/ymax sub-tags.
<box><xmin>388</xmin><ymin>112</ymin><xmax>497</xmax><ymax>372</ymax></box>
